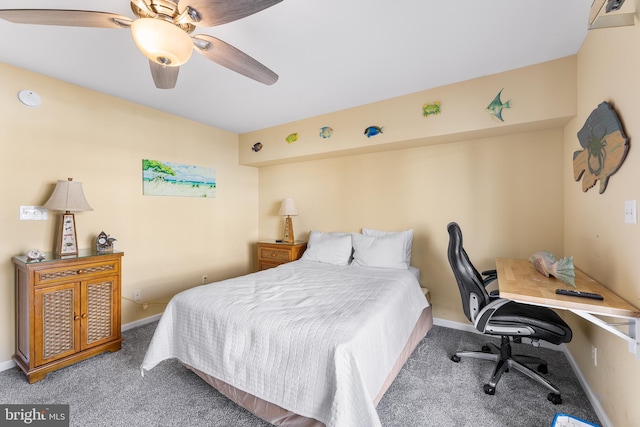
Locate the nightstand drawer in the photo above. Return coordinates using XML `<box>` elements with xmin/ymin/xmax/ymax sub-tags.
<box><xmin>257</xmin><ymin>241</ymin><xmax>307</xmax><ymax>271</ymax></box>
<box><xmin>259</xmin><ymin>248</ymin><xmax>291</xmax><ymax>263</ymax></box>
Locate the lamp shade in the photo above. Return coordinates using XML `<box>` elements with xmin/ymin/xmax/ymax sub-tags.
<box><xmin>278</xmin><ymin>198</ymin><xmax>298</xmax><ymax>216</ymax></box>
<box><xmin>131</xmin><ymin>18</ymin><xmax>193</xmax><ymax>66</ymax></box>
<box><xmin>43</xmin><ymin>178</ymin><xmax>93</xmax><ymax>212</ymax></box>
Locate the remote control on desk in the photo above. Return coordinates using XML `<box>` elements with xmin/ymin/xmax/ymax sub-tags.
<box><xmin>556</xmin><ymin>289</ymin><xmax>604</xmax><ymax>300</ymax></box>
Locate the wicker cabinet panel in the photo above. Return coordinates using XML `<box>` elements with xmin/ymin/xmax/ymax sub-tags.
<box><xmin>35</xmin><ymin>283</ymin><xmax>80</xmax><ymax>366</ymax></box>
<box><xmin>13</xmin><ymin>252</ymin><xmax>123</xmax><ymax>383</ymax></box>
<box><xmin>257</xmin><ymin>242</ymin><xmax>306</xmax><ymax>271</ymax></box>
<box><xmin>83</xmin><ymin>278</ymin><xmax>118</xmax><ymax>347</ymax></box>
<box><xmin>259</xmin><ymin>247</ymin><xmax>291</xmax><ymax>263</ymax></box>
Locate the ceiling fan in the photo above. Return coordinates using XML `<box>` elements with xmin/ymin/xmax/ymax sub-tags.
<box><xmin>0</xmin><ymin>0</ymin><xmax>281</xmax><ymax>89</ymax></box>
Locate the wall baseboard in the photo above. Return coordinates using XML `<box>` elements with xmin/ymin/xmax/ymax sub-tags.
<box><xmin>561</xmin><ymin>345</ymin><xmax>612</xmax><ymax>427</ymax></box>
<box><xmin>0</xmin><ymin>313</ymin><xmax>611</xmax><ymax>426</ymax></box>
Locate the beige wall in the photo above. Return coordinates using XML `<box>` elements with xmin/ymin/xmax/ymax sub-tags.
<box><xmin>253</xmin><ymin>58</ymin><xmax>571</xmax><ymax>325</ymax></box>
<box><xmin>258</xmin><ymin>129</ymin><xmax>565</xmax><ymax>322</ymax></box>
<box><xmin>240</xmin><ymin>57</ymin><xmax>576</xmax><ymax>166</ymax></box>
<box><xmin>563</xmin><ymin>21</ymin><xmax>640</xmax><ymax>427</ymax></box>
<box><xmin>252</xmin><ymin>43</ymin><xmax>640</xmax><ymax>424</ymax></box>
<box><xmin>0</xmin><ymin>62</ymin><xmax>259</xmax><ymax>363</ymax></box>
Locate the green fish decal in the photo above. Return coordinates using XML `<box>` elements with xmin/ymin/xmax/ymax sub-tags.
<box><xmin>422</xmin><ymin>101</ymin><xmax>441</xmax><ymax>117</ymax></box>
<box><xmin>285</xmin><ymin>133</ymin><xmax>298</xmax><ymax>144</ymax></box>
<box><xmin>486</xmin><ymin>89</ymin><xmax>510</xmax><ymax>122</ymax></box>
<box><xmin>364</xmin><ymin>126</ymin><xmax>383</xmax><ymax>138</ymax></box>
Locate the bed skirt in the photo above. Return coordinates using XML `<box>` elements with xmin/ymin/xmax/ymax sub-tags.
<box><xmin>185</xmin><ymin>305</ymin><xmax>433</xmax><ymax>427</ymax></box>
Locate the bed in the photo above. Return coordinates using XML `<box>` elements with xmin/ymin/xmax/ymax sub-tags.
<box><xmin>141</xmin><ymin>229</ymin><xmax>432</xmax><ymax>427</ymax></box>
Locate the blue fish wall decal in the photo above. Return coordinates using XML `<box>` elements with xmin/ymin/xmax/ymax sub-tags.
<box><xmin>364</xmin><ymin>126</ymin><xmax>383</xmax><ymax>138</ymax></box>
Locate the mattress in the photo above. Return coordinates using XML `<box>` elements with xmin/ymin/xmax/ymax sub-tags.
<box><xmin>186</xmin><ymin>306</ymin><xmax>432</xmax><ymax>426</ymax></box>
<box><xmin>142</xmin><ymin>260</ymin><xmax>430</xmax><ymax>427</ymax></box>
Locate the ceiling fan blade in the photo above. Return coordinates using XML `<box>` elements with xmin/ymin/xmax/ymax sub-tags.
<box><xmin>180</xmin><ymin>0</ymin><xmax>282</xmax><ymax>26</ymax></box>
<box><xmin>0</xmin><ymin>9</ymin><xmax>133</xmax><ymax>28</ymax></box>
<box><xmin>149</xmin><ymin>61</ymin><xmax>180</xmax><ymax>89</ymax></box>
<box><xmin>193</xmin><ymin>34</ymin><xmax>278</xmax><ymax>85</ymax></box>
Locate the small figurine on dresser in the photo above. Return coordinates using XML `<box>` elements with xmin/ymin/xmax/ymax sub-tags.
<box><xmin>26</xmin><ymin>249</ymin><xmax>45</xmax><ymax>262</ymax></box>
<box><xmin>96</xmin><ymin>231</ymin><xmax>117</xmax><ymax>253</ymax></box>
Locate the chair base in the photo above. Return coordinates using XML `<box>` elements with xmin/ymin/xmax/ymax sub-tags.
<box><xmin>451</xmin><ymin>336</ymin><xmax>563</xmax><ymax>404</ymax></box>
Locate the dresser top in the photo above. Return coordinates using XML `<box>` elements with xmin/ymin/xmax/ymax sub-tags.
<box><xmin>13</xmin><ymin>249</ymin><xmax>124</xmax><ymax>265</ymax></box>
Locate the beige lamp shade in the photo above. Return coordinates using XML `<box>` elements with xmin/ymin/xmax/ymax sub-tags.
<box><xmin>278</xmin><ymin>198</ymin><xmax>298</xmax><ymax>216</ymax></box>
<box><xmin>131</xmin><ymin>18</ymin><xmax>193</xmax><ymax>66</ymax></box>
<box><xmin>43</xmin><ymin>178</ymin><xmax>93</xmax><ymax>212</ymax></box>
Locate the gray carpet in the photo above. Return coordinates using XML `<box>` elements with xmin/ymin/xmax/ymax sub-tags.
<box><xmin>0</xmin><ymin>322</ymin><xmax>601</xmax><ymax>427</ymax></box>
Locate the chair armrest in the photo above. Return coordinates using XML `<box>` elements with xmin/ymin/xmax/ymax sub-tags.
<box><xmin>482</xmin><ymin>269</ymin><xmax>499</xmax><ymax>299</ymax></box>
<box><xmin>481</xmin><ymin>269</ymin><xmax>497</xmax><ymax>282</ymax></box>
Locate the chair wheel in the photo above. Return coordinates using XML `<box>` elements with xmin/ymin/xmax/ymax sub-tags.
<box><xmin>451</xmin><ymin>355</ymin><xmax>461</xmax><ymax>363</ymax></box>
<box><xmin>547</xmin><ymin>393</ymin><xmax>562</xmax><ymax>405</ymax></box>
<box><xmin>537</xmin><ymin>364</ymin><xmax>548</xmax><ymax>374</ymax></box>
<box><xmin>481</xmin><ymin>345</ymin><xmax>491</xmax><ymax>353</ymax></box>
<box><xmin>483</xmin><ymin>384</ymin><xmax>495</xmax><ymax>395</ymax></box>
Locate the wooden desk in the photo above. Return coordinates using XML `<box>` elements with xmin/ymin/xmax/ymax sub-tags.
<box><xmin>496</xmin><ymin>258</ymin><xmax>640</xmax><ymax>359</ymax></box>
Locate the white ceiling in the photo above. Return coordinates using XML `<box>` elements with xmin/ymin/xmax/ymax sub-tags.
<box><xmin>0</xmin><ymin>0</ymin><xmax>592</xmax><ymax>134</ymax></box>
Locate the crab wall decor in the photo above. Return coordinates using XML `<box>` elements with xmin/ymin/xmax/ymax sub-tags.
<box><xmin>573</xmin><ymin>101</ymin><xmax>629</xmax><ymax>194</ymax></box>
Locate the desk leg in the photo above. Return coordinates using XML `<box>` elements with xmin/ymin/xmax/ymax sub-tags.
<box><xmin>569</xmin><ymin>309</ymin><xmax>640</xmax><ymax>360</ymax></box>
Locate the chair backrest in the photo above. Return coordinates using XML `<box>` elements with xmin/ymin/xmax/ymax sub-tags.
<box><xmin>446</xmin><ymin>222</ymin><xmax>492</xmax><ymax>323</ymax></box>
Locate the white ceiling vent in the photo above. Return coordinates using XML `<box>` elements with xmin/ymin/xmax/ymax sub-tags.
<box><xmin>589</xmin><ymin>0</ymin><xmax>636</xmax><ymax>29</ymax></box>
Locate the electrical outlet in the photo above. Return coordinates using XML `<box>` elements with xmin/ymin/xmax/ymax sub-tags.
<box><xmin>592</xmin><ymin>345</ymin><xmax>598</xmax><ymax>367</ymax></box>
<box><xmin>624</xmin><ymin>200</ymin><xmax>637</xmax><ymax>224</ymax></box>
<box><xmin>133</xmin><ymin>289</ymin><xmax>142</xmax><ymax>302</ymax></box>
<box><xmin>19</xmin><ymin>206</ymin><xmax>48</xmax><ymax>221</ymax></box>
<box><xmin>202</xmin><ymin>274</ymin><xmax>208</xmax><ymax>284</ymax></box>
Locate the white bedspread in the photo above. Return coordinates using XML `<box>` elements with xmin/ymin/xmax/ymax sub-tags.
<box><xmin>141</xmin><ymin>260</ymin><xmax>428</xmax><ymax>427</ymax></box>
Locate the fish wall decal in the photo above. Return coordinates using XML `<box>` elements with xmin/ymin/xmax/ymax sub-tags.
<box><xmin>573</xmin><ymin>101</ymin><xmax>629</xmax><ymax>194</ymax></box>
<box><xmin>285</xmin><ymin>133</ymin><xmax>298</xmax><ymax>144</ymax></box>
<box><xmin>319</xmin><ymin>126</ymin><xmax>333</xmax><ymax>139</ymax></box>
<box><xmin>251</xmin><ymin>142</ymin><xmax>263</xmax><ymax>152</ymax></box>
<box><xmin>486</xmin><ymin>89</ymin><xmax>510</xmax><ymax>122</ymax></box>
<box><xmin>364</xmin><ymin>126</ymin><xmax>383</xmax><ymax>138</ymax></box>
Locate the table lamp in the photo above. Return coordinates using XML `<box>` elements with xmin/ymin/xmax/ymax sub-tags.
<box><xmin>43</xmin><ymin>178</ymin><xmax>93</xmax><ymax>256</ymax></box>
<box><xmin>278</xmin><ymin>198</ymin><xmax>298</xmax><ymax>244</ymax></box>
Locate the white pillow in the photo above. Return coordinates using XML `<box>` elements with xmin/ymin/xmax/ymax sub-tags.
<box><xmin>362</xmin><ymin>228</ymin><xmax>413</xmax><ymax>266</ymax></box>
<box><xmin>352</xmin><ymin>232</ymin><xmax>410</xmax><ymax>269</ymax></box>
<box><xmin>300</xmin><ymin>231</ymin><xmax>353</xmax><ymax>266</ymax></box>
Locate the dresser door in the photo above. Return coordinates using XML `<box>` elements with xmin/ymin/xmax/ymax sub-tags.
<box><xmin>81</xmin><ymin>276</ymin><xmax>120</xmax><ymax>349</ymax></box>
<box><xmin>34</xmin><ymin>282</ymin><xmax>81</xmax><ymax>366</ymax></box>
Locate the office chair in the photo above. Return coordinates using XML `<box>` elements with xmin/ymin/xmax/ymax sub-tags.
<box><xmin>446</xmin><ymin>222</ymin><xmax>572</xmax><ymax>404</ymax></box>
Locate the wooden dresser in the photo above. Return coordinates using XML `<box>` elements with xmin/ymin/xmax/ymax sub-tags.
<box><xmin>13</xmin><ymin>250</ymin><xmax>123</xmax><ymax>383</ymax></box>
<box><xmin>257</xmin><ymin>241</ymin><xmax>306</xmax><ymax>270</ymax></box>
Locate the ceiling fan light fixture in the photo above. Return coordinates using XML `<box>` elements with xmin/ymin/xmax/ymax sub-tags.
<box><xmin>131</xmin><ymin>18</ymin><xmax>193</xmax><ymax>66</ymax></box>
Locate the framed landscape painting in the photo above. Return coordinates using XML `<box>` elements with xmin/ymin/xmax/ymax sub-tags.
<box><xmin>143</xmin><ymin>159</ymin><xmax>216</xmax><ymax>198</ymax></box>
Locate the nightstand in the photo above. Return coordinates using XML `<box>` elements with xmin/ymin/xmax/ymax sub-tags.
<box><xmin>257</xmin><ymin>241</ymin><xmax>307</xmax><ymax>271</ymax></box>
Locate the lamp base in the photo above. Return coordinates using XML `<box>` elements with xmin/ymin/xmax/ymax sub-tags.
<box><xmin>283</xmin><ymin>216</ymin><xmax>294</xmax><ymax>244</ymax></box>
<box><xmin>55</xmin><ymin>212</ymin><xmax>79</xmax><ymax>257</ymax></box>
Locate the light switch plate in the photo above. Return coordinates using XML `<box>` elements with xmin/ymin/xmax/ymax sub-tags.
<box><xmin>20</xmin><ymin>206</ymin><xmax>48</xmax><ymax>221</ymax></box>
<box><xmin>624</xmin><ymin>200</ymin><xmax>637</xmax><ymax>224</ymax></box>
